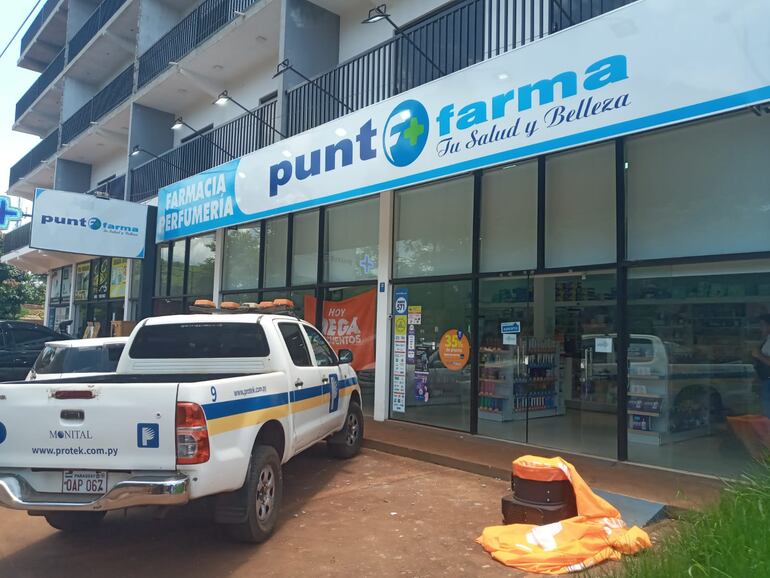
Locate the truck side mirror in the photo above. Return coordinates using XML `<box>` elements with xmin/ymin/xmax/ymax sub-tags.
<box><xmin>338</xmin><ymin>349</ymin><xmax>354</xmax><ymax>364</ymax></box>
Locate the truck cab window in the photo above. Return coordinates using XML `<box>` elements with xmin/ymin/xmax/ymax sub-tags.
<box><xmin>303</xmin><ymin>325</ymin><xmax>338</xmax><ymax>367</ymax></box>
<box><xmin>279</xmin><ymin>323</ymin><xmax>312</xmax><ymax>367</ymax></box>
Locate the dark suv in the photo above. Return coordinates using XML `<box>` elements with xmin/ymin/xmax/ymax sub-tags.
<box><xmin>0</xmin><ymin>321</ymin><xmax>71</xmax><ymax>382</ymax></box>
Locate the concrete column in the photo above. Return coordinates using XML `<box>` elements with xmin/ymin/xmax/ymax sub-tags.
<box><xmin>43</xmin><ymin>271</ymin><xmax>52</xmax><ymax>327</ymax></box>
<box><xmin>212</xmin><ymin>228</ymin><xmax>225</xmax><ymax>306</ymax></box>
<box><xmin>68</xmin><ymin>264</ymin><xmax>76</xmax><ymax>330</ymax></box>
<box><xmin>280</xmin><ymin>0</ymin><xmax>339</xmax><ymax>90</ymax></box>
<box><xmin>136</xmin><ymin>0</ymin><xmax>182</xmax><ymax>54</ymax></box>
<box><xmin>61</xmin><ymin>76</ymin><xmax>95</xmax><ymax>120</ymax></box>
<box><xmin>277</xmin><ymin>0</ymin><xmax>340</xmax><ymax>136</ymax></box>
<box><xmin>66</xmin><ymin>0</ymin><xmax>101</xmax><ymax>42</ymax></box>
<box><xmin>123</xmin><ymin>259</ymin><xmax>133</xmax><ymax>320</ymax></box>
<box><xmin>128</xmin><ymin>103</ymin><xmax>175</xmax><ymax>166</ymax></box>
<box><xmin>54</xmin><ymin>159</ymin><xmax>92</xmax><ymax>193</ymax></box>
<box><xmin>373</xmin><ymin>190</ymin><xmax>393</xmax><ymax>422</ymax></box>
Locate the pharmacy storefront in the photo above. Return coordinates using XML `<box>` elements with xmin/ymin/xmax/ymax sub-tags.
<box><xmin>151</xmin><ymin>0</ymin><xmax>770</xmax><ymax>478</ymax></box>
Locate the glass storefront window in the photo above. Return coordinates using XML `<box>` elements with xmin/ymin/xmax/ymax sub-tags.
<box><xmin>545</xmin><ymin>142</ymin><xmax>616</xmax><ymax>268</ymax></box>
<box><xmin>50</xmin><ymin>269</ymin><xmax>62</xmax><ymax>301</ymax></box>
<box><xmin>187</xmin><ymin>234</ymin><xmax>216</xmax><ymax>297</ymax></box>
<box><xmin>325</xmin><ymin>197</ymin><xmax>379</xmax><ymax>282</ymax></box>
<box><xmin>223</xmin><ymin>224</ymin><xmax>260</xmax><ymax>291</ymax></box>
<box><xmin>74</xmin><ymin>262</ymin><xmax>90</xmax><ymax>302</ymax></box>
<box><xmin>292</xmin><ymin>210</ymin><xmax>319</xmax><ymax>285</ymax></box>
<box><xmin>306</xmin><ymin>286</ymin><xmax>377</xmax><ymax>415</ymax></box>
<box><xmin>264</xmin><ymin>217</ymin><xmax>288</xmax><ymax>287</ymax></box>
<box><xmin>394</xmin><ymin>177</ymin><xmax>473</xmax><ymax>278</ymax></box>
<box><xmin>390</xmin><ymin>280</ymin><xmax>473</xmax><ymax>431</ymax></box>
<box><xmin>90</xmin><ymin>258</ymin><xmax>110</xmax><ymax>300</ymax></box>
<box><xmin>627</xmin><ymin>261</ymin><xmax>769</xmax><ymax>477</ymax></box>
<box><xmin>263</xmin><ymin>289</ymin><xmax>314</xmax><ymax>322</ymax></box>
<box><xmin>170</xmin><ymin>241</ymin><xmax>186</xmax><ymax>296</ymax></box>
<box><xmin>480</xmin><ymin>161</ymin><xmax>538</xmax><ymax>272</ymax></box>
<box><xmin>156</xmin><ymin>246</ymin><xmax>169</xmax><ymax>296</ymax></box>
<box><xmin>109</xmin><ymin>258</ymin><xmax>127</xmax><ymax>299</ymax></box>
<box><xmin>61</xmin><ymin>267</ymin><xmax>71</xmax><ymax>300</ymax></box>
<box><xmin>626</xmin><ymin>111</ymin><xmax>770</xmax><ymax>260</ymax></box>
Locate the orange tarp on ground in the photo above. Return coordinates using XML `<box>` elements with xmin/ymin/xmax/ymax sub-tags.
<box><xmin>477</xmin><ymin>456</ymin><xmax>651</xmax><ymax>574</ymax></box>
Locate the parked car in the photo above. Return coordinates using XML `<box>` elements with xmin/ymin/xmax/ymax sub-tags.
<box><xmin>26</xmin><ymin>337</ymin><xmax>128</xmax><ymax>381</ymax></box>
<box><xmin>0</xmin><ymin>312</ymin><xmax>363</xmax><ymax>543</ymax></box>
<box><xmin>0</xmin><ymin>321</ymin><xmax>72</xmax><ymax>382</ymax></box>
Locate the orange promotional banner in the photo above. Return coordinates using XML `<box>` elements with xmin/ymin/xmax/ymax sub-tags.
<box><xmin>304</xmin><ymin>289</ymin><xmax>376</xmax><ymax>371</ymax></box>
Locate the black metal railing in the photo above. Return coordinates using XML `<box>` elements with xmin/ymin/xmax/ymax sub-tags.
<box><xmin>138</xmin><ymin>0</ymin><xmax>259</xmax><ymax>89</ymax></box>
<box><xmin>550</xmin><ymin>0</ymin><xmax>633</xmax><ymax>33</ymax></box>
<box><xmin>88</xmin><ymin>174</ymin><xmax>126</xmax><ymax>199</ymax></box>
<box><xmin>15</xmin><ymin>48</ymin><xmax>65</xmax><ymax>122</ymax></box>
<box><xmin>16</xmin><ymin>0</ymin><xmax>129</xmax><ymax>123</ymax></box>
<box><xmin>20</xmin><ymin>0</ymin><xmax>62</xmax><ymax>56</ymax></box>
<box><xmin>1</xmin><ymin>223</ymin><xmax>33</xmax><ymax>256</ymax></box>
<box><xmin>68</xmin><ymin>0</ymin><xmax>129</xmax><ymax>62</ymax></box>
<box><xmin>286</xmin><ymin>0</ymin><xmax>635</xmax><ymax>135</ymax></box>
<box><xmin>8</xmin><ymin>129</ymin><xmax>59</xmax><ymax>188</ymax></box>
<box><xmin>130</xmin><ymin>99</ymin><xmax>278</xmax><ymax>202</ymax></box>
<box><xmin>61</xmin><ymin>64</ymin><xmax>134</xmax><ymax>145</ymax></box>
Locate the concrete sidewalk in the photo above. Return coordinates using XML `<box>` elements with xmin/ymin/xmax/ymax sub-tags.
<box><xmin>363</xmin><ymin>418</ymin><xmax>724</xmax><ymax>512</ymax></box>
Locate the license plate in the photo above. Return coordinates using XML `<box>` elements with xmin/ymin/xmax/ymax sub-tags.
<box><xmin>61</xmin><ymin>471</ymin><xmax>107</xmax><ymax>494</ymax></box>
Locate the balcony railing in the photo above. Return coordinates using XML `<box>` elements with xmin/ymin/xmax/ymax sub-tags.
<box><xmin>1</xmin><ymin>223</ymin><xmax>33</xmax><ymax>256</ymax></box>
<box><xmin>286</xmin><ymin>0</ymin><xmax>635</xmax><ymax>135</ymax></box>
<box><xmin>8</xmin><ymin>129</ymin><xmax>59</xmax><ymax>188</ymax></box>
<box><xmin>16</xmin><ymin>0</ymin><xmax>129</xmax><ymax>124</ymax></box>
<box><xmin>20</xmin><ymin>0</ymin><xmax>62</xmax><ymax>56</ymax></box>
<box><xmin>550</xmin><ymin>0</ymin><xmax>632</xmax><ymax>32</ymax></box>
<box><xmin>138</xmin><ymin>0</ymin><xmax>260</xmax><ymax>89</ymax></box>
<box><xmin>15</xmin><ymin>48</ymin><xmax>65</xmax><ymax>122</ymax></box>
<box><xmin>130</xmin><ymin>99</ymin><xmax>278</xmax><ymax>202</ymax></box>
<box><xmin>88</xmin><ymin>174</ymin><xmax>126</xmax><ymax>200</ymax></box>
<box><xmin>61</xmin><ymin>64</ymin><xmax>134</xmax><ymax>145</ymax></box>
<box><xmin>68</xmin><ymin>0</ymin><xmax>129</xmax><ymax>62</ymax></box>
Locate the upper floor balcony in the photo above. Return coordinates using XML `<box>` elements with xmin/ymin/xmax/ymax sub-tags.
<box><xmin>137</xmin><ymin>0</ymin><xmax>263</xmax><ymax>89</ymax></box>
<box><xmin>7</xmin><ymin>129</ymin><xmax>59</xmax><ymax>197</ymax></box>
<box><xmin>130</xmin><ymin>98</ymin><xmax>278</xmax><ymax>202</ymax></box>
<box><xmin>1</xmin><ymin>223</ymin><xmax>32</xmax><ymax>257</ymax></box>
<box><xmin>18</xmin><ymin>0</ymin><xmax>67</xmax><ymax>72</ymax></box>
<box><xmin>14</xmin><ymin>0</ymin><xmax>136</xmax><ymax>136</ymax></box>
<box><xmin>287</xmin><ymin>0</ymin><xmax>635</xmax><ymax>135</ymax></box>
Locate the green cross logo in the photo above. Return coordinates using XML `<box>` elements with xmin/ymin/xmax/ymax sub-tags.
<box><xmin>402</xmin><ymin>117</ymin><xmax>425</xmax><ymax>146</ymax></box>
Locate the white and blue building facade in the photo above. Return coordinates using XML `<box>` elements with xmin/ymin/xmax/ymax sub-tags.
<box><xmin>3</xmin><ymin>0</ymin><xmax>770</xmax><ymax>479</ymax></box>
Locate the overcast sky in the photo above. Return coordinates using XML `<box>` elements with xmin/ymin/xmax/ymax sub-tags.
<box><xmin>1</xmin><ymin>1</ymin><xmax>46</xmax><ymax>227</ymax></box>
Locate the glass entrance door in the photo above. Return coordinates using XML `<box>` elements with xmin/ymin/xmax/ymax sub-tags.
<box><xmin>523</xmin><ymin>272</ymin><xmax>617</xmax><ymax>458</ymax></box>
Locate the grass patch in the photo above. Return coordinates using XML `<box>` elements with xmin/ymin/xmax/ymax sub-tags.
<box><xmin>613</xmin><ymin>461</ymin><xmax>770</xmax><ymax>577</ymax></box>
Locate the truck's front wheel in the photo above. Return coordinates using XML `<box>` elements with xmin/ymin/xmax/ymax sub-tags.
<box><xmin>328</xmin><ymin>400</ymin><xmax>364</xmax><ymax>459</ymax></box>
<box><xmin>43</xmin><ymin>511</ymin><xmax>106</xmax><ymax>532</ymax></box>
<box><xmin>225</xmin><ymin>445</ymin><xmax>283</xmax><ymax>543</ymax></box>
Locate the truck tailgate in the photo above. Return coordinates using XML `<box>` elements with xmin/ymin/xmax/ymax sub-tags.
<box><xmin>0</xmin><ymin>382</ymin><xmax>178</xmax><ymax>470</ymax></box>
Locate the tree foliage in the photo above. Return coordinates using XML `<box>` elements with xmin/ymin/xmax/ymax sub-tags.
<box><xmin>0</xmin><ymin>235</ymin><xmax>46</xmax><ymax>319</ymax></box>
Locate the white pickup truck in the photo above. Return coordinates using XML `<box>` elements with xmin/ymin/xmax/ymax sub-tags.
<box><xmin>0</xmin><ymin>313</ymin><xmax>363</xmax><ymax>542</ymax></box>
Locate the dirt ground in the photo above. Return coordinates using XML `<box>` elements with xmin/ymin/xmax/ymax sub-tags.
<box><xmin>0</xmin><ymin>446</ymin><xmax>536</xmax><ymax>578</ymax></box>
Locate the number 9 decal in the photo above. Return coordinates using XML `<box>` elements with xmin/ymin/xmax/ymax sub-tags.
<box><xmin>211</xmin><ymin>386</ymin><xmax>217</xmax><ymax>402</ymax></box>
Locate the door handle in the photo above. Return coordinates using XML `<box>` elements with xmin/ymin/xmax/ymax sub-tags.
<box><xmin>322</xmin><ymin>377</ymin><xmax>329</xmax><ymax>384</ymax></box>
<box><xmin>294</xmin><ymin>379</ymin><xmax>304</xmax><ymax>388</ymax></box>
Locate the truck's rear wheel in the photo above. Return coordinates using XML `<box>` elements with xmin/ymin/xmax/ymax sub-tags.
<box><xmin>44</xmin><ymin>511</ymin><xmax>106</xmax><ymax>532</ymax></box>
<box><xmin>328</xmin><ymin>401</ymin><xmax>364</xmax><ymax>459</ymax></box>
<box><xmin>225</xmin><ymin>445</ymin><xmax>283</xmax><ymax>543</ymax></box>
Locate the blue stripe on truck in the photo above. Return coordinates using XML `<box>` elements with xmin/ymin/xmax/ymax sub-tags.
<box><xmin>201</xmin><ymin>377</ymin><xmax>358</xmax><ymax>420</ymax></box>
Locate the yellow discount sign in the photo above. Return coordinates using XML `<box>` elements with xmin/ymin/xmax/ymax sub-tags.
<box><xmin>439</xmin><ymin>329</ymin><xmax>470</xmax><ymax>371</ymax></box>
